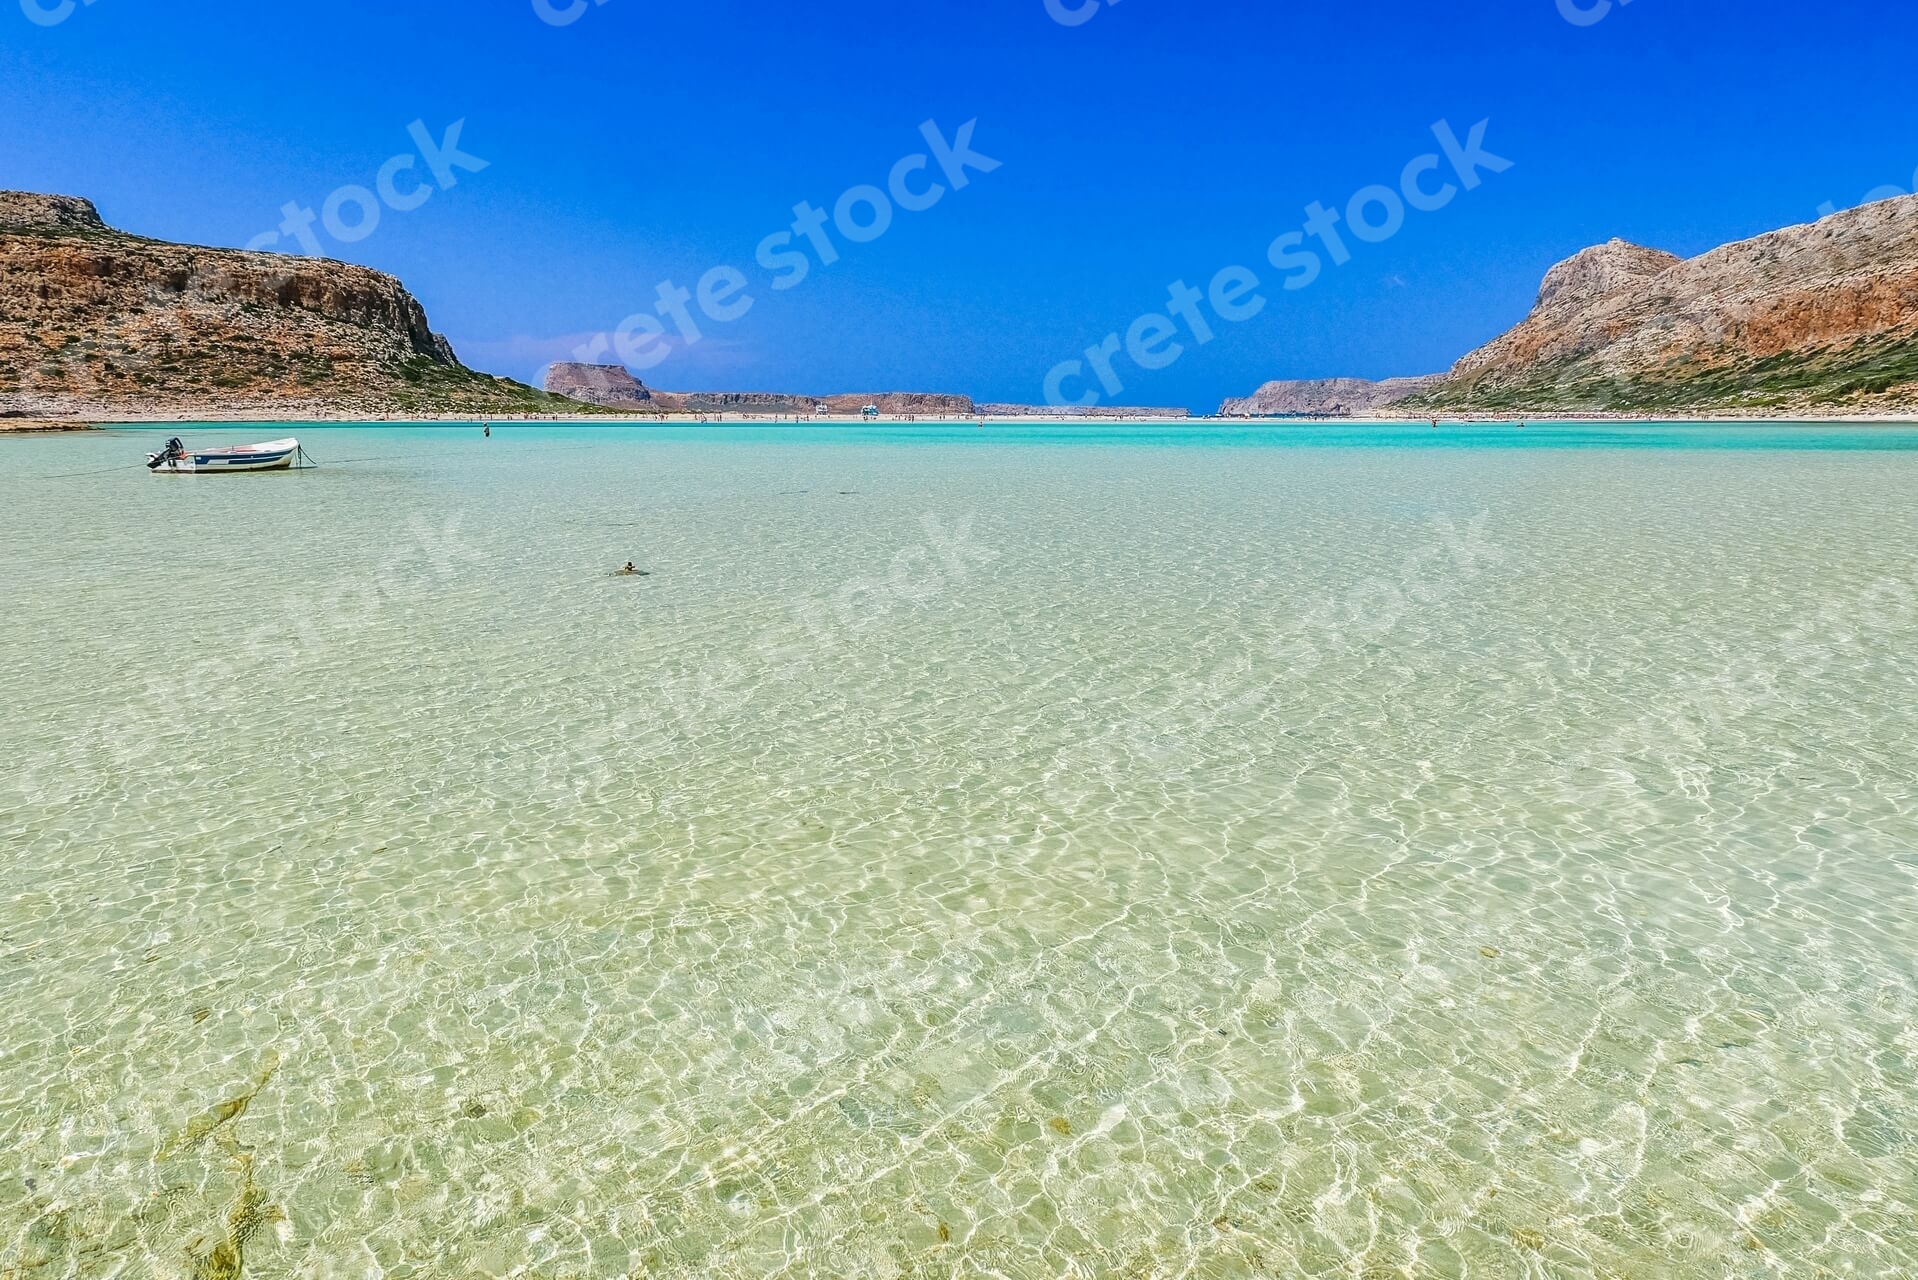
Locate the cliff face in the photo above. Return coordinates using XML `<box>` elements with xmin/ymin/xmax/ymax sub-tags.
<box><xmin>1224</xmin><ymin>196</ymin><xmax>1918</xmax><ymax>416</ymax></box>
<box><xmin>1420</xmin><ymin>197</ymin><xmax>1918</xmax><ymax>412</ymax></box>
<box><xmin>0</xmin><ymin>190</ymin><xmax>565</xmax><ymax>416</ymax></box>
<box><xmin>1219</xmin><ymin>376</ymin><xmax>1443</xmax><ymax>417</ymax></box>
<box><xmin>2</xmin><ymin>193</ymin><xmax>106</xmax><ymax>235</ymax></box>
<box><xmin>545</xmin><ymin>361</ymin><xmax>654</xmax><ymax>407</ymax></box>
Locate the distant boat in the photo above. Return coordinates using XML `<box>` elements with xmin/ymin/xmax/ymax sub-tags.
<box><xmin>147</xmin><ymin>436</ymin><xmax>301</xmax><ymax>473</ymax></box>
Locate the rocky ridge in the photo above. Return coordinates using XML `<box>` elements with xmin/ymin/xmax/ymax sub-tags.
<box><xmin>1224</xmin><ymin>197</ymin><xmax>1918</xmax><ymax>416</ymax></box>
<box><xmin>1219</xmin><ymin>376</ymin><xmax>1443</xmax><ymax>417</ymax></box>
<box><xmin>974</xmin><ymin>403</ymin><xmax>1190</xmax><ymax>419</ymax></box>
<box><xmin>0</xmin><ymin>191</ymin><xmax>577</xmax><ymax>417</ymax></box>
<box><xmin>1421</xmin><ymin>199</ymin><xmax>1918</xmax><ymax>411</ymax></box>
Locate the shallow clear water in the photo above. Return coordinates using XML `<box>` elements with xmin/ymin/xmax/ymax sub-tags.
<box><xmin>3</xmin><ymin>422</ymin><xmax>1916</xmax><ymax>1278</ymax></box>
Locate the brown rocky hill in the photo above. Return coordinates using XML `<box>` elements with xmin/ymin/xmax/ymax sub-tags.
<box><xmin>1427</xmin><ymin>200</ymin><xmax>1918</xmax><ymax>412</ymax></box>
<box><xmin>544</xmin><ymin>361</ymin><xmax>657</xmax><ymax>408</ymax></box>
<box><xmin>0</xmin><ymin>191</ymin><xmax>581</xmax><ymax>418</ymax></box>
<box><xmin>1219</xmin><ymin>375</ymin><xmax>1442</xmax><ymax>417</ymax></box>
<box><xmin>1223</xmin><ymin>196</ymin><xmax>1918</xmax><ymax>416</ymax></box>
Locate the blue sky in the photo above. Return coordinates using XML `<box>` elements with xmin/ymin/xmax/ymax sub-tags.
<box><xmin>4</xmin><ymin>0</ymin><xmax>1914</xmax><ymax>410</ymax></box>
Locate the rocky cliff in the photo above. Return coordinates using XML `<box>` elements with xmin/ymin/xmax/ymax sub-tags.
<box><xmin>1224</xmin><ymin>196</ymin><xmax>1918</xmax><ymax>417</ymax></box>
<box><xmin>1219</xmin><ymin>376</ymin><xmax>1443</xmax><ymax>417</ymax></box>
<box><xmin>0</xmin><ymin>191</ymin><xmax>577</xmax><ymax>417</ymax></box>
<box><xmin>544</xmin><ymin>361</ymin><xmax>655</xmax><ymax>408</ymax></box>
<box><xmin>1419</xmin><ymin>200</ymin><xmax>1918</xmax><ymax>411</ymax></box>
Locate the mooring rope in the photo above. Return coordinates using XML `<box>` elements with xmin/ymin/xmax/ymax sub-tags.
<box><xmin>45</xmin><ymin>463</ymin><xmax>153</xmax><ymax>479</ymax></box>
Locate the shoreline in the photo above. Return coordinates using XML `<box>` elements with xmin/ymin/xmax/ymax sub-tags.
<box><xmin>12</xmin><ymin>411</ymin><xmax>1918</xmax><ymax>428</ymax></box>
<box><xmin>0</xmin><ymin>419</ymin><xmax>101</xmax><ymax>433</ymax></box>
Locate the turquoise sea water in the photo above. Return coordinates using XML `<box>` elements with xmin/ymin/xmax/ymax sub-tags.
<box><xmin>3</xmin><ymin>422</ymin><xmax>1916</xmax><ymax>1278</ymax></box>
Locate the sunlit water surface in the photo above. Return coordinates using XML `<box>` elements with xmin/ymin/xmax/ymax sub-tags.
<box><xmin>2</xmin><ymin>422</ymin><xmax>1916</xmax><ymax>1278</ymax></box>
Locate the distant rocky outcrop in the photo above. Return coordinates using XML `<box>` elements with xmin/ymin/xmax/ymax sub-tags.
<box><xmin>544</xmin><ymin>361</ymin><xmax>655</xmax><ymax>408</ymax></box>
<box><xmin>1224</xmin><ymin>196</ymin><xmax>1918</xmax><ymax>416</ymax></box>
<box><xmin>668</xmin><ymin>391</ymin><xmax>812</xmax><ymax>414</ymax></box>
<box><xmin>0</xmin><ymin>190</ymin><xmax>578</xmax><ymax>418</ymax></box>
<box><xmin>540</xmin><ymin>366</ymin><xmax>976</xmax><ymax>415</ymax></box>
<box><xmin>1219</xmin><ymin>376</ymin><xmax>1443</xmax><ymax>417</ymax></box>
<box><xmin>541</xmin><ymin>365</ymin><xmax>1188</xmax><ymax>417</ymax></box>
<box><xmin>823</xmin><ymin>392</ymin><xmax>973</xmax><ymax>416</ymax></box>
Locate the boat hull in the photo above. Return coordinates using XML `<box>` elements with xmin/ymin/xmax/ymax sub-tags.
<box><xmin>149</xmin><ymin>438</ymin><xmax>299</xmax><ymax>473</ymax></box>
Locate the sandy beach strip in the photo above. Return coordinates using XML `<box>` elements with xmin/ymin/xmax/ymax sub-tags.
<box><xmin>0</xmin><ymin>419</ymin><xmax>98</xmax><ymax>432</ymax></box>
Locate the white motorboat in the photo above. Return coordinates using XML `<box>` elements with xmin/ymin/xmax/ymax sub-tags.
<box><xmin>147</xmin><ymin>437</ymin><xmax>301</xmax><ymax>473</ymax></box>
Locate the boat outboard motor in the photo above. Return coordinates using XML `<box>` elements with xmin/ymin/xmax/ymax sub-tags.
<box><xmin>147</xmin><ymin>437</ymin><xmax>185</xmax><ymax>470</ymax></box>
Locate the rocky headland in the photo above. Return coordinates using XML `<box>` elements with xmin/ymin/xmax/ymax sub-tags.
<box><xmin>0</xmin><ymin>191</ymin><xmax>583</xmax><ymax>420</ymax></box>
<box><xmin>1219</xmin><ymin>376</ymin><xmax>1442</xmax><ymax>418</ymax></box>
<box><xmin>1223</xmin><ymin>195</ymin><xmax>1918</xmax><ymax>417</ymax></box>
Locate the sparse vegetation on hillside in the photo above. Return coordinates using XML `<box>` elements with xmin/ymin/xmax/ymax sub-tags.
<box><xmin>0</xmin><ymin>190</ymin><xmax>631</xmax><ymax>418</ymax></box>
<box><xmin>1404</xmin><ymin>331</ymin><xmax>1918</xmax><ymax>415</ymax></box>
